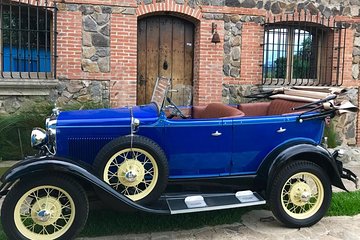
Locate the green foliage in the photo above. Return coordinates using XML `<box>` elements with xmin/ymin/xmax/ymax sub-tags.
<box><xmin>323</xmin><ymin>122</ymin><xmax>338</xmax><ymax>148</ymax></box>
<box><xmin>328</xmin><ymin>191</ymin><xmax>360</xmax><ymax>216</ymax></box>
<box><xmin>0</xmin><ymin>101</ymin><xmax>107</xmax><ymax>160</ymax></box>
<box><xmin>0</xmin><ymin>102</ymin><xmax>52</xmax><ymax>160</ymax></box>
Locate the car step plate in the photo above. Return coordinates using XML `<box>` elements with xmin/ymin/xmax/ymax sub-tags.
<box><xmin>166</xmin><ymin>191</ymin><xmax>266</xmax><ymax>214</ymax></box>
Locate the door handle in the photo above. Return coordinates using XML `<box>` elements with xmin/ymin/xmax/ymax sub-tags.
<box><xmin>212</xmin><ymin>131</ymin><xmax>222</xmax><ymax>137</ymax></box>
<box><xmin>277</xmin><ymin>127</ymin><xmax>286</xmax><ymax>133</ymax></box>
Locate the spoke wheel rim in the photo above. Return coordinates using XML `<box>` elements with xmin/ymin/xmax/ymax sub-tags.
<box><xmin>103</xmin><ymin>148</ymin><xmax>159</xmax><ymax>201</ymax></box>
<box><xmin>14</xmin><ymin>186</ymin><xmax>75</xmax><ymax>240</ymax></box>
<box><xmin>281</xmin><ymin>172</ymin><xmax>324</xmax><ymax>220</ymax></box>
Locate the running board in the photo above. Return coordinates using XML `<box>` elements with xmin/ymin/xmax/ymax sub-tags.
<box><xmin>166</xmin><ymin>191</ymin><xmax>266</xmax><ymax>214</ymax></box>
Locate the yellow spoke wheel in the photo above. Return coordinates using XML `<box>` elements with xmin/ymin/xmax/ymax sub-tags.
<box><xmin>103</xmin><ymin>148</ymin><xmax>159</xmax><ymax>201</ymax></box>
<box><xmin>281</xmin><ymin>172</ymin><xmax>324</xmax><ymax>219</ymax></box>
<box><xmin>94</xmin><ymin>136</ymin><xmax>168</xmax><ymax>204</ymax></box>
<box><xmin>1</xmin><ymin>175</ymin><xmax>89</xmax><ymax>240</ymax></box>
<box><xmin>14</xmin><ymin>186</ymin><xmax>75</xmax><ymax>240</ymax></box>
<box><xmin>269</xmin><ymin>161</ymin><xmax>331</xmax><ymax>228</ymax></box>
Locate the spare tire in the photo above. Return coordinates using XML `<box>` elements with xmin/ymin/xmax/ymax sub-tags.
<box><xmin>93</xmin><ymin>135</ymin><xmax>168</xmax><ymax>205</ymax></box>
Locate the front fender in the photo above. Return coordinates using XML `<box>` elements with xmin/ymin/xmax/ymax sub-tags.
<box><xmin>255</xmin><ymin>142</ymin><xmax>346</xmax><ymax>193</ymax></box>
<box><xmin>0</xmin><ymin>156</ymin><xmax>170</xmax><ymax>214</ymax></box>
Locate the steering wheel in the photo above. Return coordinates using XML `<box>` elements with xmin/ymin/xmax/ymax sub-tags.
<box><xmin>166</xmin><ymin>97</ymin><xmax>187</xmax><ymax>119</ymax></box>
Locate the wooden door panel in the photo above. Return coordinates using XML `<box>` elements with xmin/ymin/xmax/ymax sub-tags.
<box><xmin>137</xmin><ymin>20</ymin><xmax>147</xmax><ymax>105</ymax></box>
<box><xmin>184</xmin><ymin>22</ymin><xmax>194</xmax><ymax>85</ymax></box>
<box><xmin>137</xmin><ymin>16</ymin><xmax>194</xmax><ymax>105</ymax></box>
<box><xmin>145</xmin><ymin>18</ymin><xmax>160</xmax><ymax>103</ymax></box>
<box><xmin>159</xmin><ymin>17</ymin><xmax>173</xmax><ymax>79</ymax></box>
<box><xmin>171</xmin><ymin>19</ymin><xmax>185</xmax><ymax>106</ymax></box>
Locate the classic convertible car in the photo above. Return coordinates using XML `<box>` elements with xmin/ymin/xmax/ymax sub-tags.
<box><xmin>0</xmin><ymin>77</ymin><xmax>358</xmax><ymax>240</ymax></box>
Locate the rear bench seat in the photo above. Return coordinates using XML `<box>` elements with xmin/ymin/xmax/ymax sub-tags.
<box><xmin>193</xmin><ymin>103</ymin><xmax>245</xmax><ymax>119</ymax></box>
<box><xmin>192</xmin><ymin>99</ymin><xmax>307</xmax><ymax>119</ymax></box>
<box><xmin>238</xmin><ymin>99</ymin><xmax>308</xmax><ymax>116</ymax></box>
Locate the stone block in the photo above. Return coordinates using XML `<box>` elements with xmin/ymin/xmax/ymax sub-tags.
<box><xmin>82</xmin><ymin>59</ymin><xmax>100</xmax><ymax>73</ymax></box>
<box><xmin>353</xmin><ymin>47</ymin><xmax>360</xmax><ymax>56</ymax></box>
<box><xmin>225</xmin><ymin>0</ymin><xmax>241</xmax><ymax>7</ymax></box>
<box><xmin>112</xmin><ymin>7</ymin><xmax>125</xmax><ymax>14</ymax></box>
<box><xmin>355</xmin><ymin>37</ymin><xmax>360</xmax><ymax>47</ymax></box>
<box><xmin>83</xmin><ymin>16</ymin><xmax>97</xmax><ymax>32</ymax></box>
<box><xmin>82</xmin><ymin>47</ymin><xmax>97</xmax><ymax>59</ymax></box>
<box><xmin>223</xmin><ymin>64</ymin><xmax>230</xmax><ymax>75</ymax></box>
<box><xmin>82</xmin><ymin>32</ymin><xmax>92</xmax><ymax>47</ymax></box>
<box><xmin>231</xmin><ymin>47</ymin><xmax>240</xmax><ymax>61</ymax></box>
<box><xmin>231</xmin><ymin>36</ymin><xmax>241</xmax><ymax>47</ymax></box>
<box><xmin>240</xmin><ymin>0</ymin><xmax>256</xmax><ymax>8</ymax></box>
<box><xmin>79</xmin><ymin>5</ymin><xmax>95</xmax><ymax>15</ymax></box>
<box><xmin>96</xmin><ymin>47</ymin><xmax>110</xmax><ymax>57</ymax></box>
<box><xmin>203</xmin><ymin>13</ymin><xmax>215</xmax><ymax>20</ymax></box>
<box><xmin>271</xmin><ymin>2</ymin><xmax>282</xmax><ymax>14</ymax></box>
<box><xmin>92</xmin><ymin>13</ymin><xmax>110</xmax><ymax>26</ymax></box>
<box><xmin>100</xmin><ymin>25</ymin><xmax>110</xmax><ymax>36</ymax></box>
<box><xmin>92</xmin><ymin>33</ymin><xmax>110</xmax><ymax>47</ymax></box>
<box><xmin>102</xmin><ymin>6</ymin><xmax>113</xmax><ymax>14</ymax></box>
<box><xmin>352</xmin><ymin>64</ymin><xmax>359</xmax><ymax>79</ymax></box>
<box><xmin>224</xmin><ymin>22</ymin><xmax>232</xmax><ymax>31</ymax></box>
<box><xmin>122</xmin><ymin>8</ymin><xmax>136</xmax><ymax>15</ymax></box>
<box><xmin>98</xmin><ymin>57</ymin><xmax>110</xmax><ymax>73</ymax></box>
<box><xmin>230</xmin><ymin>68</ymin><xmax>240</xmax><ymax>77</ymax></box>
<box><xmin>230</xmin><ymin>15</ymin><xmax>240</xmax><ymax>23</ymax></box>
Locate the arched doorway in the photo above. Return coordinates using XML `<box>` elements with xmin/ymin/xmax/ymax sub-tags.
<box><xmin>137</xmin><ymin>15</ymin><xmax>195</xmax><ymax>105</ymax></box>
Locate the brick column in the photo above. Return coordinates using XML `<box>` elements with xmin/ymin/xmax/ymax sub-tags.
<box><xmin>110</xmin><ymin>14</ymin><xmax>138</xmax><ymax>107</ymax></box>
<box><xmin>195</xmin><ymin>19</ymin><xmax>224</xmax><ymax>106</ymax></box>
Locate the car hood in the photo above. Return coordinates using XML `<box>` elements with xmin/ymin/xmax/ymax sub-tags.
<box><xmin>56</xmin><ymin>103</ymin><xmax>159</xmax><ymax>127</ymax></box>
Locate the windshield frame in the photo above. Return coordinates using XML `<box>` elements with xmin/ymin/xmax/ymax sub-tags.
<box><xmin>150</xmin><ymin>77</ymin><xmax>171</xmax><ymax>113</ymax></box>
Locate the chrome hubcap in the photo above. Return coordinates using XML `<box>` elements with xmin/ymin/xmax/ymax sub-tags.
<box><xmin>290</xmin><ymin>182</ymin><xmax>312</xmax><ymax>206</ymax></box>
<box><xmin>36</xmin><ymin>210</ymin><xmax>51</xmax><ymax>222</ymax></box>
<box><xmin>125</xmin><ymin>171</ymin><xmax>137</xmax><ymax>182</ymax></box>
<box><xmin>117</xmin><ymin>159</ymin><xmax>145</xmax><ymax>187</ymax></box>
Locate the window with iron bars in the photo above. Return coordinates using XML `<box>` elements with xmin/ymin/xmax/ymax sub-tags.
<box><xmin>262</xmin><ymin>15</ymin><xmax>346</xmax><ymax>86</ymax></box>
<box><xmin>0</xmin><ymin>0</ymin><xmax>56</xmax><ymax>79</ymax></box>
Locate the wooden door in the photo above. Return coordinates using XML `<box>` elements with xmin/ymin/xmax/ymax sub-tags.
<box><xmin>137</xmin><ymin>16</ymin><xmax>194</xmax><ymax>105</ymax></box>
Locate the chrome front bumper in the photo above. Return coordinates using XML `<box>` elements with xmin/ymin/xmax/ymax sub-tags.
<box><xmin>341</xmin><ymin>167</ymin><xmax>359</xmax><ymax>189</ymax></box>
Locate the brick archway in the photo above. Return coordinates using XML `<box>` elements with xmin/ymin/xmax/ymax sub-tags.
<box><xmin>136</xmin><ymin>1</ymin><xmax>205</xmax><ymax>106</ymax></box>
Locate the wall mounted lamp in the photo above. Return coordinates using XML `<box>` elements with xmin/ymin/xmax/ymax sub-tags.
<box><xmin>211</xmin><ymin>23</ymin><xmax>221</xmax><ymax>44</ymax></box>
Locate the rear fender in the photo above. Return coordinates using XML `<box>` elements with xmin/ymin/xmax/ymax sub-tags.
<box><xmin>0</xmin><ymin>156</ymin><xmax>169</xmax><ymax>214</ymax></box>
<box><xmin>254</xmin><ymin>142</ymin><xmax>346</xmax><ymax>194</ymax></box>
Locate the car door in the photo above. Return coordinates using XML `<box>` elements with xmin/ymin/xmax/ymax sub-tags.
<box><xmin>231</xmin><ymin>115</ymin><xmax>324</xmax><ymax>175</ymax></box>
<box><xmin>164</xmin><ymin>118</ymin><xmax>232</xmax><ymax>178</ymax></box>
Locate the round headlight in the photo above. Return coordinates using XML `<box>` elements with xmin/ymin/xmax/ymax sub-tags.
<box><xmin>31</xmin><ymin>128</ymin><xmax>48</xmax><ymax>148</ymax></box>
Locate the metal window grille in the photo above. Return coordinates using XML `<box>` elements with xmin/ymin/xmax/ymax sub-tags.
<box><xmin>262</xmin><ymin>11</ymin><xmax>347</xmax><ymax>86</ymax></box>
<box><xmin>0</xmin><ymin>0</ymin><xmax>57</xmax><ymax>79</ymax></box>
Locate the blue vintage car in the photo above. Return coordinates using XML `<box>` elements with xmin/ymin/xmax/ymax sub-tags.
<box><xmin>0</xmin><ymin>78</ymin><xmax>358</xmax><ymax>240</ymax></box>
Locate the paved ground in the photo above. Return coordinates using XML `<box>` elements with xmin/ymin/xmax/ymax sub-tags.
<box><xmin>1</xmin><ymin>161</ymin><xmax>360</xmax><ymax>240</ymax></box>
<box><xmin>77</xmin><ymin>163</ymin><xmax>360</xmax><ymax>240</ymax></box>
<box><xmin>76</xmin><ymin>211</ymin><xmax>360</xmax><ymax>240</ymax></box>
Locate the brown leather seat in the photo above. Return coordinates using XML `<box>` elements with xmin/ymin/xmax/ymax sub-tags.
<box><xmin>266</xmin><ymin>99</ymin><xmax>307</xmax><ymax>115</ymax></box>
<box><xmin>195</xmin><ymin>103</ymin><xmax>245</xmax><ymax>119</ymax></box>
<box><xmin>238</xmin><ymin>99</ymin><xmax>307</xmax><ymax>116</ymax></box>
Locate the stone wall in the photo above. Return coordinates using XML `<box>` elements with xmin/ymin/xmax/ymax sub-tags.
<box><xmin>0</xmin><ymin>80</ymin><xmax>110</xmax><ymax>115</ymax></box>
<box><xmin>81</xmin><ymin>5</ymin><xmax>111</xmax><ymax>73</ymax></box>
<box><xmin>56</xmin><ymin>80</ymin><xmax>110</xmax><ymax>107</ymax></box>
<box><xmin>137</xmin><ymin>0</ymin><xmax>360</xmax><ymax>17</ymax></box>
<box><xmin>223</xmin><ymin>15</ymin><xmax>264</xmax><ymax>78</ymax></box>
<box><xmin>0</xmin><ymin>95</ymin><xmax>53</xmax><ymax>114</ymax></box>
